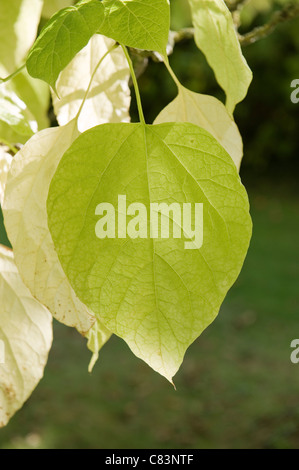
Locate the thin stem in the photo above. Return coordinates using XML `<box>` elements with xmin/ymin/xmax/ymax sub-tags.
<box><xmin>0</xmin><ymin>64</ymin><xmax>26</xmax><ymax>85</ymax></box>
<box><xmin>163</xmin><ymin>56</ymin><xmax>181</xmax><ymax>90</ymax></box>
<box><xmin>0</xmin><ymin>139</ymin><xmax>19</xmax><ymax>155</ymax></box>
<box><xmin>76</xmin><ymin>43</ymin><xmax>118</xmax><ymax>122</ymax></box>
<box><xmin>121</xmin><ymin>44</ymin><xmax>145</xmax><ymax>125</ymax></box>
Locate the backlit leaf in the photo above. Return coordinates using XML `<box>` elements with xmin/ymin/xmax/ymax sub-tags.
<box><xmin>99</xmin><ymin>0</ymin><xmax>170</xmax><ymax>57</ymax></box>
<box><xmin>188</xmin><ymin>0</ymin><xmax>252</xmax><ymax>114</ymax></box>
<box><xmin>0</xmin><ymin>0</ymin><xmax>43</xmax><ymax>75</ymax></box>
<box><xmin>26</xmin><ymin>0</ymin><xmax>105</xmax><ymax>90</ymax></box>
<box><xmin>154</xmin><ymin>85</ymin><xmax>243</xmax><ymax>170</ymax></box>
<box><xmin>3</xmin><ymin>121</ymin><xmax>95</xmax><ymax>334</ymax></box>
<box><xmin>52</xmin><ymin>35</ymin><xmax>131</xmax><ymax>132</ymax></box>
<box><xmin>47</xmin><ymin>122</ymin><xmax>252</xmax><ymax>382</ymax></box>
<box><xmin>0</xmin><ymin>245</ymin><xmax>52</xmax><ymax>428</ymax></box>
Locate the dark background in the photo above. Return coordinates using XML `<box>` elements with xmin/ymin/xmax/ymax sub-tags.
<box><xmin>0</xmin><ymin>0</ymin><xmax>298</xmax><ymax>449</ymax></box>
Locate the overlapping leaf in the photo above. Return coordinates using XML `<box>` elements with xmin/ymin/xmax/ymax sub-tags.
<box><xmin>154</xmin><ymin>85</ymin><xmax>243</xmax><ymax>170</ymax></box>
<box><xmin>27</xmin><ymin>0</ymin><xmax>170</xmax><ymax>90</ymax></box>
<box><xmin>52</xmin><ymin>35</ymin><xmax>131</xmax><ymax>132</ymax></box>
<box><xmin>188</xmin><ymin>0</ymin><xmax>252</xmax><ymax>114</ymax></box>
<box><xmin>47</xmin><ymin>122</ymin><xmax>252</xmax><ymax>382</ymax></box>
<box><xmin>0</xmin><ymin>245</ymin><xmax>52</xmax><ymax>428</ymax></box>
<box><xmin>3</xmin><ymin>121</ymin><xmax>95</xmax><ymax>334</ymax></box>
<box><xmin>99</xmin><ymin>0</ymin><xmax>170</xmax><ymax>56</ymax></box>
<box><xmin>0</xmin><ymin>0</ymin><xmax>43</xmax><ymax>75</ymax></box>
<box><xmin>27</xmin><ymin>0</ymin><xmax>105</xmax><ymax>89</ymax></box>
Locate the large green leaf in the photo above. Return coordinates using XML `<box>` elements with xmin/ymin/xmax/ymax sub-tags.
<box><xmin>26</xmin><ymin>0</ymin><xmax>105</xmax><ymax>89</ymax></box>
<box><xmin>0</xmin><ymin>245</ymin><xmax>52</xmax><ymax>428</ymax></box>
<box><xmin>188</xmin><ymin>0</ymin><xmax>252</xmax><ymax>114</ymax></box>
<box><xmin>99</xmin><ymin>0</ymin><xmax>170</xmax><ymax>56</ymax></box>
<box><xmin>47</xmin><ymin>122</ymin><xmax>252</xmax><ymax>381</ymax></box>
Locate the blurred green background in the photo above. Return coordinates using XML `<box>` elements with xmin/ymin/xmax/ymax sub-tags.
<box><xmin>0</xmin><ymin>0</ymin><xmax>298</xmax><ymax>449</ymax></box>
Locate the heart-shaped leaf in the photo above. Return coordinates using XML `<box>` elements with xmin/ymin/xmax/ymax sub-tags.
<box><xmin>47</xmin><ymin>122</ymin><xmax>252</xmax><ymax>381</ymax></box>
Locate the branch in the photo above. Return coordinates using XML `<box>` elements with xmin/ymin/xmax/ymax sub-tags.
<box><xmin>167</xmin><ymin>3</ymin><xmax>299</xmax><ymax>49</ymax></box>
<box><xmin>238</xmin><ymin>3</ymin><xmax>299</xmax><ymax>46</ymax></box>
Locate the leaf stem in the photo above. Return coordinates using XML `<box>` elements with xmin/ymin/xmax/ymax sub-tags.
<box><xmin>0</xmin><ymin>64</ymin><xmax>26</xmax><ymax>85</ymax></box>
<box><xmin>76</xmin><ymin>43</ymin><xmax>119</xmax><ymax>122</ymax></box>
<box><xmin>163</xmin><ymin>57</ymin><xmax>181</xmax><ymax>90</ymax></box>
<box><xmin>121</xmin><ymin>44</ymin><xmax>146</xmax><ymax>125</ymax></box>
<box><xmin>0</xmin><ymin>138</ymin><xmax>19</xmax><ymax>155</ymax></box>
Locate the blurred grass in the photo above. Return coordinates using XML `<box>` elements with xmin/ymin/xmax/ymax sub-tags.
<box><xmin>0</xmin><ymin>182</ymin><xmax>298</xmax><ymax>449</ymax></box>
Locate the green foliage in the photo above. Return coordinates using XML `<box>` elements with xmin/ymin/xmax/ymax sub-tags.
<box><xmin>99</xmin><ymin>0</ymin><xmax>170</xmax><ymax>56</ymax></box>
<box><xmin>26</xmin><ymin>0</ymin><xmax>105</xmax><ymax>90</ymax></box>
<box><xmin>188</xmin><ymin>0</ymin><xmax>252</xmax><ymax>114</ymax></box>
<box><xmin>47</xmin><ymin>122</ymin><xmax>252</xmax><ymax>381</ymax></box>
<box><xmin>0</xmin><ymin>0</ymin><xmax>258</xmax><ymax>424</ymax></box>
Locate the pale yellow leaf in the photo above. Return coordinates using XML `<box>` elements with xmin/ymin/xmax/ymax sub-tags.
<box><xmin>52</xmin><ymin>35</ymin><xmax>131</xmax><ymax>132</ymax></box>
<box><xmin>3</xmin><ymin>121</ymin><xmax>95</xmax><ymax>334</ymax></box>
<box><xmin>0</xmin><ymin>245</ymin><xmax>52</xmax><ymax>427</ymax></box>
<box><xmin>154</xmin><ymin>86</ymin><xmax>243</xmax><ymax>170</ymax></box>
<box><xmin>189</xmin><ymin>0</ymin><xmax>252</xmax><ymax>114</ymax></box>
<box><xmin>0</xmin><ymin>0</ymin><xmax>43</xmax><ymax>75</ymax></box>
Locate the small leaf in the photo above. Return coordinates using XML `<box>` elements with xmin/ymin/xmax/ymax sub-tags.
<box><xmin>52</xmin><ymin>35</ymin><xmax>131</xmax><ymax>132</ymax></box>
<box><xmin>188</xmin><ymin>0</ymin><xmax>252</xmax><ymax>114</ymax></box>
<box><xmin>47</xmin><ymin>122</ymin><xmax>252</xmax><ymax>381</ymax></box>
<box><xmin>0</xmin><ymin>146</ymin><xmax>12</xmax><ymax>206</ymax></box>
<box><xmin>3</xmin><ymin>121</ymin><xmax>95</xmax><ymax>334</ymax></box>
<box><xmin>99</xmin><ymin>0</ymin><xmax>170</xmax><ymax>56</ymax></box>
<box><xmin>0</xmin><ymin>245</ymin><xmax>53</xmax><ymax>428</ymax></box>
<box><xmin>26</xmin><ymin>0</ymin><xmax>105</xmax><ymax>90</ymax></box>
<box><xmin>86</xmin><ymin>319</ymin><xmax>112</xmax><ymax>373</ymax></box>
<box><xmin>154</xmin><ymin>85</ymin><xmax>243</xmax><ymax>170</ymax></box>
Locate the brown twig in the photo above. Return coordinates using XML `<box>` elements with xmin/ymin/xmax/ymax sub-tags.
<box><xmin>238</xmin><ymin>3</ymin><xmax>299</xmax><ymax>46</ymax></box>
